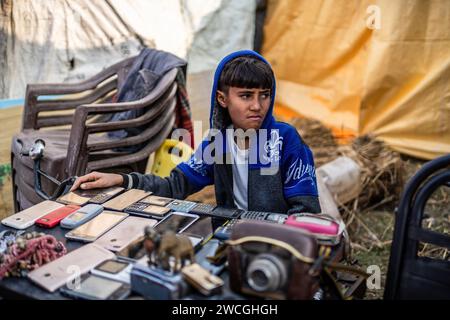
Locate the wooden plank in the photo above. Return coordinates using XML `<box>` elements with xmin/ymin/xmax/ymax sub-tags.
<box><xmin>0</xmin><ymin>106</ymin><xmax>23</xmax><ymax>165</ymax></box>
<box><xmin>0</xmin><ymin>106</ymin><xmax>22</xmax><ymax>217</ymax></box>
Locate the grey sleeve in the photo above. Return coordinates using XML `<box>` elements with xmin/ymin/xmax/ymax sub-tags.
<box><xmin>286</xmin><ymin>195</ymin><xmax>322</xmax><ymax>215</ymax></box>
<box><xmin>120</xmin><ymin>168</ymin><xmax>203</xmax><ymax>199</ymax></box>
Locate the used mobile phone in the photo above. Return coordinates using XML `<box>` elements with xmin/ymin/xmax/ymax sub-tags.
<box><xmin>57</xmin><ymin>190</ymin><xmax>91</xmax><ymax>206</ymax></box>
<box><xmin>140</xmin><ymin>195</ymin><xmax>174</xmax><ymax>207</ymax></box>
<box><xmin>103</xmin><ymin>189</ymin><xmax>150</xmax><ymax>211</ymax></box>
<box><xmin>189</xmin><ymin>203</ymin><xmax>217</xmax><ymax>215</ymax></box>
<box><xmin>65</xmin><ymin>211</ymin><xmax>128</xmax><ymax>242</ymax></box>
<box><xmin>210</xmin><ymin>206</ymin><xmax>243</xmax><ymax>219</ymax></box>
<box><xmin>60</xmin><ymin>273</ymin><xmax>130</xmax><ymax>300</ymax></box>
<box><xmin>1</xmin><ymin>200</ymin><xmax>65</xmax><ymax>230</ymax></box>
<box><xmin>240</xmin><ymin>211</ymin><xmax>288</xmax><ymax>224</ymax></box>
<box><xmin>28</xmin><ymin>243</ymin><xmax>115</xmax><ymax>292</ymax></box>
<box><xmin>57</xmin><ymin>187</ymin><xmax>125</xmax><ymax>206</ymax></box>
<box><xmin>94</xmin><ymin>216</ymin><xmax>157</xmax><ymax>252</ymax></box>
<box><xmin>60</xmin><ymin>204</ymin><xmax>104</xmax><ymax>229</ymax></box>
<box><xmin>182</xmin><ymin>216</ymin><xmax>214</xmax><ymax>240</ymax></box>
<box><xmin>154</xmin><ymin>212</ymin><xmax>200</xmax><ymax>234</ymax></box>
<box><xmin>166</xmin><ymin>200</ymin><xmax>197</xmax><ymax>213</ymax></box>
<box><xmin>35</xmin><ymin>204</ymin><xmax>81</xmax><ymax>228</ymax></box>
<box><xmin>125</xmin><ymin>202</ymin><xmax>171</xmax><ymax>219</ymax></box>
<box><xmin>90</xmin><ymin>259</ymin><xmax>133</xmax><ymax>284</ymax></box>
<box><xmin>87</xmin><ymin>187</ymin><xmax>125</xmax><ymax>204</ymax></box>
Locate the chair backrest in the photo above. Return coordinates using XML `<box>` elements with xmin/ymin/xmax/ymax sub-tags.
<box><xmin>65</xmin><ymin>68</ymin><xmax>179</xmax><ymax>177</ymax></box>
<box><xmin>12</xmin><ymin>56</ymin><xmax>184</xmax><ymax>211</ymax></box>
<box><xmin>151</xmin><ymin>139</ymin><xmax>193</xmax><ymax>177</ymax></box>
<box><xmin>384</xmin><ymin>154</ymin><xmax>450</xmax><ymax>299</ymax></box>
<box><xmin>22</xmin><ymin>57</ymin><xmax>136</xmax><ymax>131</ymax></box>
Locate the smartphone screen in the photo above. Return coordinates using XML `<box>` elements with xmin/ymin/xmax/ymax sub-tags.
<box><xmin>154</xmin><ymin>213</ymin><xmax>198</xmax><ymax>233</ymax></box>
<box><xmin>67</xmin><ymin>211</ymin><xmax>127</xmax><ymax>240</ymax></box>
<box><xmin>58</xmin><ymin>192</ymin><xmax>91</xmax><ymax>206</ymax></box>
<box><xmin>72</xmin><ymin>274</ymin><xmax>123</xmax><ymax>299</ymax></box>
<box><xmin>95</xmin><ymin>260</ymin><xmax>129</xmax><ymax>274</ymax></box>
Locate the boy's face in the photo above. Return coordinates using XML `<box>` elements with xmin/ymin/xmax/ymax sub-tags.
<box><xmin>217</xmin><ymin>87</ymin><xmax>271</xmax><ymax>130</ymax></box>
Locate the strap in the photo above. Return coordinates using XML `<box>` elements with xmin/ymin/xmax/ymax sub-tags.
<box><xmin>324</xmin><ymin>261</ymin><xmax>369</xmax><ymax>279</ymax></box>
<box><xmin>226</xmin><ymin>236</ymin><xmax>315</xmax><ymax>264</ymax></box>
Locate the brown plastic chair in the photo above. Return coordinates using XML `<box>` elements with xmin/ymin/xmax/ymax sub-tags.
<box><xmin>11</xmin><ymin>57</ymin><xmax>179</xmax><ymax>211</ymax></box>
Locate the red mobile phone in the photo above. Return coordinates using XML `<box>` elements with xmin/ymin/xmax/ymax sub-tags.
<box><xmin>35</xmin><ymin>205</ymin><xmax>81</xmax><ymax>228</ymax></box>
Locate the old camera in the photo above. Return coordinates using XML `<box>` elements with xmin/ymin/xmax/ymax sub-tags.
<box><xmin>227</xmin><ymin>220</ymin><xmax>320</xmax><ymax>300</ymax></box>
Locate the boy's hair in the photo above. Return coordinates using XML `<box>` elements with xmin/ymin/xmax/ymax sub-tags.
<box><xmin>218</xmin><ymin>55</ymin><xmax>274</xmax><ymax>93</ymax></box>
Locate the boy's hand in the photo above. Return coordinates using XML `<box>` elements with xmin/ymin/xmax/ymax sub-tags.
<box><xmin>70</xmin><ymin>172</ymin><xmax>123</xmax><ymax>191</ymax></box>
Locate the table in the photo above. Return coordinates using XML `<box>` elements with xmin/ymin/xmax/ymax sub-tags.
<box><xmin>0</xmin><ymin>216</ymin><xmax>358</xmax><ymax>300</ymax></box>
<box><xmin>0</xmin><ymin>223</ymin><xmax>83</xmax><ymax>299</ymax></box>
<box><xmin>0</xmin><ymin>216</ymin><xmax>245</xmax><ymax>300</ymax></box>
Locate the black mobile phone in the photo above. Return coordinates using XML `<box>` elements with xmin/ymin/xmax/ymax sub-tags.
<box><xmin>189</xmin><ymin>203</ymin><xmax>217</xmax><ymax>215</ymax></box>
<box><xmin>240</xmin><ymin>211</ymin><xmax>288</xmax><ymax>224</ymax></box>
<box><xmin>60</xmin><ymin>273</ymin><xmax>130</xmax><ymax>300</ymax></box>
<box><xmin>210</xmin><ymin>207</ymin><xmax>243</xmax><ymax>219</ymax></box>
<box><xmin>166</xmin><ymin>200</ymin><xmax>197</xmax><ymax>213</ymax></box>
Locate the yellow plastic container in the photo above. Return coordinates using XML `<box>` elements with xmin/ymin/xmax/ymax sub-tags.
<box><xmin>151</xmin><ymin>139</ymin><xmax>193</xmax><ymax>178</ymax></box>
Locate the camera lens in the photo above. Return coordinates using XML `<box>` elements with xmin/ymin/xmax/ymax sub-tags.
<box><xmin>246</xmin><ymin>253</ymin><xmax>288</xmax><ymax>292</ymax></box>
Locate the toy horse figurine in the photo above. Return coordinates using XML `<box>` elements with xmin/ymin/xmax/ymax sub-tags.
<box><xmin>143</xmin><ymin>225</ymin><xmax>195</xmax><ymax>272</ymax></box>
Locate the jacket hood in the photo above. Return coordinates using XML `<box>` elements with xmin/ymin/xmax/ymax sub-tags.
<box><xmin>209</xmin><ymin>50</ymin><xmax>276</xmax><ymax>130</ymax></box>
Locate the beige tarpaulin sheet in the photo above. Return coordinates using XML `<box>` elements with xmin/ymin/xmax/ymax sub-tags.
<box><xmin>262</xmin><ymin>0</ymin><xmax>450</xmax><ymax>159</ymax></box>
<box><xmin>1</xmin><ymin>0</ymin><xmax>256</xmax><ymax>99</ymax></box>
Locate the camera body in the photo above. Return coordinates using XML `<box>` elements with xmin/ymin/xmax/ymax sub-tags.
<box><xmin>228</xmin><ymin>220</ymin><xmax>320</xmax><ymax>300</ymax></box>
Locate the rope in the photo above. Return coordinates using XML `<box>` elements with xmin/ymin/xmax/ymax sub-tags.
<box><xmin>0</xmin><ymin>234</ymin><xmax>67</xmax><ymax>279</ymax></box>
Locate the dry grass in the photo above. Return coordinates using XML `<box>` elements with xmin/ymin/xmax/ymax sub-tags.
<box><xmin>0</xmin><ymin>171</ymin><xmax>13</xmax><ymax>221</ymax></box>
<box><xmin>290</xmin><ymin>117</ymin><xmax>450</xmax><ymax>299</ymax></box>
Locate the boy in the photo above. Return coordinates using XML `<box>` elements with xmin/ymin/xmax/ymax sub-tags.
<box><xmin>70</xmin><ymin>50</ymin><xmax>320</xmax><ymax>215</ymax></box>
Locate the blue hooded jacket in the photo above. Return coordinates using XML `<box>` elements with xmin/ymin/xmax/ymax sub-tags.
<box><xmin>124</xmin><ymin>50</ymin><xmax>320</xmax><ymax>214</ymax></box>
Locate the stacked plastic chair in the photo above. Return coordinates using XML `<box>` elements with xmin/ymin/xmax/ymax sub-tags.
<box><xmin>384</xmin><ymin>154</ymin><xmax>450</xmax><ymax>299</ymax></box>
<box><xmin>11</xmin><ymin>57</ymin><xmax>179</xmax><ymax>211</ymax></box>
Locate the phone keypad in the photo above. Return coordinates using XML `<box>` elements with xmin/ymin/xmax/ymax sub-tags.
<box><xmin>240</xmin><ymin>211</ymin><xmax>288</xmax><ymax>224</ymax></box>
<box><xmin>189</xmin><ymin>203</ymin><xmax>217</xmax><ymax>215</ymax></box>
<box><xmin>210</xmin><ymin>207</ymin><xmax>243</xmax><ymax>219</ymax></box>
<box><xmin>240</xmin><ymin>211</ymin><xmax>268</xmax><ymax>220</ymax></box>
<box><xmin>126</xmin><ymin>202</ymin><xmax>150</xmax><ymax>212</ymax></box>
<box><xmin>89</xmin><ymin>193</ymin><xmax>112</xmax><ymax>204</ymax></box>
<box><xmin>167</xmin><ymin>200</ymin><xmax>197</xmax><ymax>213</ymax></box>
